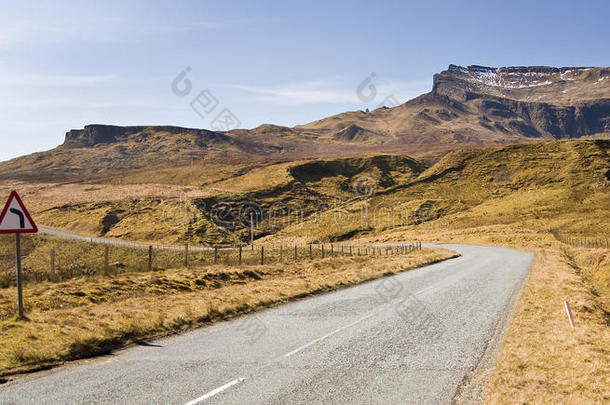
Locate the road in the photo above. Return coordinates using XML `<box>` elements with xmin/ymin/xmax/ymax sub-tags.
<box><xmin>0</xmin><ymin>244</ymin><xmax>532</xmax><ymax>405</ymax></box>
<box><xmin>38</xmin><ymin>226</ymin><xmax>213</xmax><ymax>251</ymax></box>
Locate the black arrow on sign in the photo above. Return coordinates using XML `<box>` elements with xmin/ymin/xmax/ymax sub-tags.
<box><xmin>10</xmin><ymin>208</ymin><xmax>25</xmax><ymax>228</ymax></box>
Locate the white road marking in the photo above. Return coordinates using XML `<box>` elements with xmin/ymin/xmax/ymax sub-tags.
<box><xmin>282</xmin><ymin>314</ymin><xmax>374</xmax><ymax>358</ymax></box>
<box><xmin>184</xmin><ymin>378</ymin><xmax>247</xmax><ymax>405</ymax></box>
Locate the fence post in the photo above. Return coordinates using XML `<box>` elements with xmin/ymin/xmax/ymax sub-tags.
<box><xmin>261</xmin><ymin>246</ymin><xmax>264</xmax><ymax>265</ymax></box>
<box><xmin>104</xmin><ymin>245</ymin><xmax>109</xmax><ymax>275</ymax></box>
<box><xmin>331</xmin><ymin>244</ymin><xmax>334</xmax><ymax>256</ymax></box>
<box><xmin>214</xmin><ymin>247</ymin><xmax>218</xmax><ymax>264</ymax></box>
<box><xmin>148</xmin><ymin>245</ymin><xmax>153</xmax><ymax>271</ymax></box>
<box><xmin>358</xmin><ymin>247</ymin><xmax>361</xmax><ymax>256</ymax></box>
<box><xmin>309</xmin><ymin>244</ymin><xmax>312</xmax><ymax>260</ymax></box>
<box><xmin>50</xmin><ymin>249</ymin><xmax>55</xmax><ymax>280</ymax></box>
<box><xmin>321</xmin><ymin>244</ymin><xmax>325</xmax><ymax>259</ymax></box>
<box><xmin>294</xmin><ymin>245</ymin><xmax>297</xmax><ymax>261</ymax></box>
<box><xmin>185</xmin><ymin>244</ymin><xmax>189</xmax><ymax>268</ymax></box>
<box><xmin>239</xmin><ymin>245</ymin><xmax>242</xmax><ymax>265</ymax></box>
<box><xmin>250</xmin><ymin>212</ymin><xmax>254</xmax><ymax>247</ymax></box>
<box><xmin>280</xmin><ymin>245</ymin><xmax>283</xmax><ymax>262</ymax></box>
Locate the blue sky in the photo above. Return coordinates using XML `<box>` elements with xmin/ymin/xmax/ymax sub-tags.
<box><xmin>1</xmin><ymin>0</ymin><xmax>609</xmax><ymax>162</ymax></box>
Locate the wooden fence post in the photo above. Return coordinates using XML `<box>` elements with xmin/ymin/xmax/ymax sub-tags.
<box><xmin>280</xmin><ymin>245</ymin><xmax>283</xmax><ymax>262</ymax></box>
<box><xmin>331</xmin><ymin>244</ymin><xmax>334</xmax><ymax>256</ymax></box>
<box><xmin>184</xmin><ymin>244</ymin><xmax>189</xmax><ymax>268</ymax></box>
<box><xmin>321</xmin><ymin>244</ymin><xmax>325</xmax><ymax>259</ymax></box>
<box><xmin>261</xmin><ymin>246</ymin><xmax>265</xmax><ymax>265</ymax></box>
<box><xmin>239</xmin><ymin>245</ymin><xmax>242</xmax><ymax>265</ymax></box>
<box><xmin>104</xmin><ymin>245</ymin><xmax>109</xmax><ymax>275</ymax></box>
<box><xmin>148</xmin><ymin>245</ymin><xmax>153</xmax><ymax>271</ymax></box>
<box><xmin>309</xmin><ymin>244</ymin><xmax>313</xmax><ymax>260</ymax></box>
<box><xmin>50</xmin><ymin>249</ymin><xmax>55</xmax><ymax>280</ymax></box>
<box><xmin>294</xmin><ymin>245</ymin><xmax>297</xmax><ymax>261</ymax></box>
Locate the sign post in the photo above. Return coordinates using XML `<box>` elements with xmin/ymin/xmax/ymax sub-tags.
<box><xmin>0</xmin><ymin>191</ymin><xmax>38</xmax><ymax>319</ymax></box>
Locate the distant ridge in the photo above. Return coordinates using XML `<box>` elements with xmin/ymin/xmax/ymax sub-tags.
<box><xmin>1</xmin><ymin>64</ymin><xmax>609</xmax><ymax>180</ymax></box>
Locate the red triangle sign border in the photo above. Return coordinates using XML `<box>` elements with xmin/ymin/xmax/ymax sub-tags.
<box><xmin>0</xmin><ymin>190</ymin><xmax>39</xmax><ymax>234</ymax></box>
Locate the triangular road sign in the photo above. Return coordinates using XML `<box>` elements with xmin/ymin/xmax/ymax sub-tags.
<box><xmin>0</xmin><ymin>191</ymin><xmax>38</xmax><ymax>234</ymax></box>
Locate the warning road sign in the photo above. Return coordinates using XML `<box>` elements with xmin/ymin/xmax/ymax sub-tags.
<box><xmin>0</xmin><ymin>191</ymin><xmax>38</xmax><ymax>234</ymax></box>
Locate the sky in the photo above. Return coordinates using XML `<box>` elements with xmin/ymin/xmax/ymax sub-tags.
<box><xmin>0</xmin><ymin>0</ymin><xmax>609</xmax><ymax>162</ymax></box>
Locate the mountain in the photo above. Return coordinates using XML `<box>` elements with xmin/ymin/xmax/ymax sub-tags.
<box><xmin>1</xmin><ymin>64</ymin><xmax>609</xmax><ymax>181</ymax></box>
<box><xmin>298</xmin><ymin>64</ymin><xmax>610</xmax><ymax>143</ymax></box>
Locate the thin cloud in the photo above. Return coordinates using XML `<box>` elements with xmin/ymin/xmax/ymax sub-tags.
<box><xmin>231</xmin><ymin>81</ymin><xmax>356</xmax><ymax>105</ymax></box>
<box><xmin>0</xmin><ymin>18</ymin><xmax>246</xmax><ymax>49</ymax></box>
<box><xmin>230</xmin><ymin>78</ymin><xmax>431</xmax><ymax>105</ymax></box>
<box><xmin>0</xmin><ymin>74</ymin><xmax>116</xmax><ymax>87</ymax></box>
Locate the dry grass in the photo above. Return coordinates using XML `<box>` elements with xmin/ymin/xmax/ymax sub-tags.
<box><xmin>0</xmin><ymin>247</ymin><xmax>456</xmax><ymax>377</ymax></box>
<box><xmin>0</xmin><ymin>233</ymin><xmax>410</xmax><ymax>288</ymax></box>
<box><xmin>485</xmin><ymin>245</ymin><xmax>609</xmax><ymax>404</ymax></box>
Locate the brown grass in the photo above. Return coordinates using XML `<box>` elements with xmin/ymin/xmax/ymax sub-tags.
<box><xmin>486</xmin><ymin>245</ymin><xmax>610</xmax><ymax>404</ymax></box>
<box><xmin>0</xmin><ymin>247</ymin><xmax>456</xmax><ymax>377</ymax></box>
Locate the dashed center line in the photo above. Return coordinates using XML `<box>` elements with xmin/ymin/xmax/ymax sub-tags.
<box><xmin>282</xmin><ymin>313</ymin><xmax>374</xmax><ymax>358</ymax></box>
<box><xmin>184</xmin><ymin>377</ymin><xmax>247</xmax><ymax>405</ymax></box>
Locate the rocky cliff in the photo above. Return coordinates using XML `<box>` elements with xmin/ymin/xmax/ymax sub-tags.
<box><xmin>429</xmin><ymin>65</ymin><xmax>610</xmax><ymax>138</ymax></box>
<box><xmin>297</xmin><ymin>64</ymin><xmax>610</xmax><ymax>142</ymax></box>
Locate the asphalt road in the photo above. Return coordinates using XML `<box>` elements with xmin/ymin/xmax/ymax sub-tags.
<box><xmin>38</xmin><ymin>226</ymin><xmax>212</xmax><ymax>251</ymax></box>
<box><xmin>0</xmin><ymin>244</ymin><xmax>532</xmax><ymax>405</ymax></box>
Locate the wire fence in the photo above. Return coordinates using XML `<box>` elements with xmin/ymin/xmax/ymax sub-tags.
<box><xmin>551</xmin><ymin>230</ymin><xmax>610</xmax><ymax>249</ymax></box>
<box><xmin>0</xmin><ymin>234</ymin><xmax>422</xmax><ymax>288</ymax></box>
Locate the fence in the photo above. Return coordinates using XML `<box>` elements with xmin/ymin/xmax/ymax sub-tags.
<box><xmin>550</xmin><ymin>230</ymin><xmax>609</xmax><ymax>249</ymax></box>
<box><xmin>0</xmin><ymin>234</ymin><xmax>422</xmax><ymax>288</ymax></box>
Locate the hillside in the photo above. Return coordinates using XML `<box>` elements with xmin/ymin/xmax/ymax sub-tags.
<box><xmin>1</xmin><ymin>64</ymin><xmax>609</xmax><ymax>182</ymax></box>
<box><xmin>269</xmin><ymin>139</ymin><xmax>610</xmax><ymax>243</ymax></box>
<box><xmin>10</xmin><ymin>139</ymin><xmax>607</xmax><ymax>247</ymax></box>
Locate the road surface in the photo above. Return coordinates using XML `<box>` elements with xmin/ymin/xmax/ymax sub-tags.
<box><xmin>38</xmin><ymin>226</ymin><xmax>212</xmax><ymax>251</ymax></box>
<box><xmin>0</xmin><ymin>244</ymin><xmax>532</xmax><ymax>404</ymax></box>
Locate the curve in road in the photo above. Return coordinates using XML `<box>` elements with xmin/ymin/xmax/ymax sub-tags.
<box><xmin>0</xmin><ymin>244</ymin><xmax>532</xmax><ymax>405</ymax></box>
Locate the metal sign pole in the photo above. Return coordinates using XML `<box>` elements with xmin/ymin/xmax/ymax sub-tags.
<box><xmin>15</xmin><ymin>233</ymin><xmax>24</xmax><ymax>319</ymax></box>
<box><xmin>1</xmin><ymin>191</ymin><xmax>39</xmax><ymax>320</ymax></box>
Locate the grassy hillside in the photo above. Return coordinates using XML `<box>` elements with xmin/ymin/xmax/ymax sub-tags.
<box><xmin>28</xmin><ymin>155</ymin><xmax>424</xmax><ymax>245</ymax></box>
<box><xmin>5</xmin><ymin>140</ymin><xmax>607</xmax><ymax>248</ymax></box>
<box><xmin>265</xmin><ymin>139</ymin><xmax>609</xmax><ymax>243</ymax></box>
